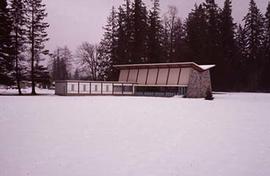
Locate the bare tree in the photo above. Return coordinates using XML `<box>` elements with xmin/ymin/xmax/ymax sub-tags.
<box><xmin>76</xmin><ymin>42</ymin><xmax>101</xmax><ymax>81</ymax></box>
<box><xmin>162</xmin><ymin>6</ymin><xmax>185</xmax><ymax>62</ymax></box>
<box><xmin>166</xmin><ymin>6</ymin><xmax>178</xmax><ymax>55</ymax></box>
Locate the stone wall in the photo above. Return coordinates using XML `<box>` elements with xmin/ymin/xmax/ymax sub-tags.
<box><xmin>186</xmin><ymin>69</ymin><xmax>212</xmax><ymax>98</ymax></box>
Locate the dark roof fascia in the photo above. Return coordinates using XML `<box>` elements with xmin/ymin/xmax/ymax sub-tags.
<box><xmin>113</xmin><ymin>62</ymin><xmax>215</xmax><ymax>72</ymax></box>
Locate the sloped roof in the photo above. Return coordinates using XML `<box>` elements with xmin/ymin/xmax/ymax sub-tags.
<box><xmin>114</xmin><ymin>62</ymin><xmax>215</xmax><ymax>72</ymax></box>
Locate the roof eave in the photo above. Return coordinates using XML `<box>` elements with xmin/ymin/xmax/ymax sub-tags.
<box><xmin>113</xmin><ymin>62</ymin><xmax>216</xmax><ymax>72</ymax></box>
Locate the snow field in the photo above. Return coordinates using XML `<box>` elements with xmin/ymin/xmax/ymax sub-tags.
<box><xmin>0</xmin><ymin>93</ymin><xmax>270</xmax><ymax>176</ymax></box>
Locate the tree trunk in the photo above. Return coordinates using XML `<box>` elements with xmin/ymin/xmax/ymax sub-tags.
<box><xmin>15</xmin><ymin>26</ymin><xmax>22</xmax><ymax>95</ymax></box>
<box><xmin>16</xmin><ymin>56</ymin><xmax>22</xmax><ymax>95</ymax></box>
<box><xmin>31</xmin><ymin>6</ymin><xmax>36</xmax><ymax>95</ymax></box>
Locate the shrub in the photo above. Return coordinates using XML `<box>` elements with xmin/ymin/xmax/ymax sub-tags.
<box><xmin>205</xmin><ymin>88</ymin><xmax>214</xmax><ymax>100</ymax></box>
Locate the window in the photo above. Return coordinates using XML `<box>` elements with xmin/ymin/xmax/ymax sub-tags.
<box><xmin>113</xmin><ymin>86</ymin><xmax>122</xmax><ymax>92</ymax></box>
<box><xmin>106</xmin><ymin>85</ymin><xmax>109</xmax><ymax>92</ymax></box>
<box><xmin>135</xmin><ymin>86</ymin><xmax>187</xmax><ymax>97</ymax></box>
<box><xmin>95</xmin><ymin>85</ymin><xmax>98</xmax><ymax>91</ymax></box>
<box><xmin>83</xmin><ymin>85</ymin><xmax>86</xmax><ymax>92</ymax></box>
<box><xmin>71</xmin><ymin>84</ymin><xmax>75</xmax><ymax>91</ymax></box>
<box><xmin>123</xmin><ymin>86</ymin><xmax>133</xmax><ymax>92</ymax></box>
<box><xmin>178</xmin><ymin>87</ymin><xmax>188</xmax><ymax>95</ymax></box>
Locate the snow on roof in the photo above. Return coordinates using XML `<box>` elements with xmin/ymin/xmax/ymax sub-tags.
<box><xmin>197</xmin><ymin>64</ymin><xmax>216</xmax><ymax>70</ymax></box>
<box><xmin>114</xmin><ymin>62</ymin><xmax>215</xmax><ymax>72</ymax></box>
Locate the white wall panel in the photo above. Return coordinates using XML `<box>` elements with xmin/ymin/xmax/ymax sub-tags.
<box><xmin>119</xmin><ymin>69</ymin><xmax>129</xmax><ymax>82</ymax></box>
<box><xmin>168</xmin><ymin>68</ymin><xmax>180</xmax><ymax>85</ymax></box>
<box><xmin>79</xmin><ymin>83</ymin><xmax>90</xmax><ymax>94</ymax></box>
<box><xmin>147</xmin><ymin>69</ymin><xmax>158</xmax><ymax>85</ymax></box>
<box><xmin>179</xmin><ymin>68</ymin><xmax>191</xmax><ymax>85</ymax></box>
<box><xmin>128</xmin><ymin>69</ymin><xmax>138</xmax><ymax>83</ymax></box>
<box><xmin>137</xmin><ymin>69</ymin><xmax>148</xmax><ymax>84</ymax></box>
<box><xmin>67</xmin><ymin>83</ymin><xmax>78</xmax><ymax>94</ymax></box>
<box><xmin>91</xmin><ymin>83</ymin><xmax>102</xmax><ymax>94</ymax></box>
<box><xmin>157</xmin><ymin>68</ymin><xmax>169</xmax><ymax>85</ymax></box>
<box><xmin>102</xmin><ymin>83</ymin><xmax>113</xmax><ymax>94</ymax></box>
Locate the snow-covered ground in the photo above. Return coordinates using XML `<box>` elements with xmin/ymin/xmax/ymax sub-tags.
<box><xmin>0</xmin><ymin>93</ymin><xmax>270</xmax><ymax>176</ymax></box>
<box><xmin>0</xmin><ymin>88</ymin><xmax>54</xmax><ymax>95</ymax></box>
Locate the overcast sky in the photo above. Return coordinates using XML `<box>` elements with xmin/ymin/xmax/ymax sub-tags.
<box><xmin>44</xmin><ymin>0</ymin><xmax>269</xmax><ymax>52</ymax></box>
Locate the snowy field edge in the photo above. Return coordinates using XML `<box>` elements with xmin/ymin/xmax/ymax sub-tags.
<box><xmin>0</xmin><ymin>91</ymin><xmax>270</xmax><ymax>176</ymax></box>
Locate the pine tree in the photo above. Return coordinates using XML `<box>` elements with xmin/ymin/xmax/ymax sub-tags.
<box><xmin>261</xmin><ymin>2</ymin><xmax>270</xmax><ymax>90</ymax></box>
<box><xmin>203</xmin><ymin>0</ymin><xmax>223</xmax><ymax>90</ymax></box>
<box><xmin>0</xmin><ymin>0</ymin><xmax>13</xmax><ymax>85</ymax></box>
<box><xmin>172</xmin><ymin>18</ymin><xmax>187</xmax><ymax>62</ymax></box>
<box><xmin>10</xmin><ymin>0</ymin><xmax>27</xmax><ymax>94</ymax></box>
<box><xmin>148</xmin><ymin>0</ymin><xmax>162</xmax><ymax>63</ymax></box>
<box><xmin>61</xmin><ymin>46</ymin><xmax>72</xmax><ymax>79</ymax></box>
<box><xmin>50</xmin><ymin>47</ymin><xmax>72</xmax><ymax>81</ymax></box>
<box><xmin>185</xmin><ymin>4</ymin><xmax>208</xmax><ymax>63</ymax></box>
<box><xmin>220</xmin><ymin>0</ymin><xmax>236</xmax><ymax>90</ymax></box>
<box><xmin>25</xmin><ymin>0</ymin><xmax>49</xmax><ymax>95</ymax></box>
<box><xmin>34</xmin><ymin>64</ymin><xmax>50</xmax><ymax>88</ymax></box>
<box><xmin>235</xmin><ymin>24</ymin><xmax>248</xmax><ymax>90</ymax></box>
<box><xmin>99</xmin><ymin>7</ymin><xmax>117</xmax><ymax>80</ymax></box>
<box><xmin>132</xmin><ymin>0</ymin><xmax>148</xmax><ymax>63</ymax></box>
<box><xmin>221</xmin><ymin>0</ymin><xmax>235</xmax><ymax>60</ymax></box>
<box><xmin>51</xmin><ymin>56</ymin><xmax>57</xmax><ymax>80</ymax></box>
<box><xmin>203</xmin><ymin>0</ymin><xmax>222</xmax><ymax>63</ymax></box>
<box><xmin>97</xmin><ymin>45</ymin><xmax>112</xmax><ymax>81</ymax></box>
<box><xmin>116</xmin><ymin>6</ymin><xmax>129</xmax><ymax>64</ymax></box>
<box><xmin>122</xmin><ymin>0</ymin><xmax>133</xmax><ymax>63</ymax></box>
<box><xmin>115</xmin><ymin>1</ymin><xmax>136</xmax><ymax>65</ymax></box>
<box><xmin>243</xmin><ymin>0</ymin><xmax>264</xmax><ymax>90</ymax></box>
<box><xmin>265</xmin><ymin>2</ymin><xmax>270</xmax><ymax>60</ymax></box>
<box><xmin>73</xmin><ymin>68</ymin><xmax>80</xmax><ymax>80</ymax></box>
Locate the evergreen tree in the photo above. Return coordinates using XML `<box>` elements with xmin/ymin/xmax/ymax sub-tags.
<box><xmin>61</xmin><ymin>46</ymin><xmax>72</xmax><ymax>77</ymax></box>
<box><xmin>99</xmin><ymin>7</ymin><xmax>117</xmax><ymax>80</ymax></box>
<box><xmin>25</xmin><ymin>0</ymin><xmax>49</xmax><ymax>95</ymax></box>
<box><xmin>221</xmin><ymin>0</ymin><xmax>235</xmax><ymax>61</ymax></box>
<box><xmin>10</xmin><ymin>0</ymin><xmax>27</xmax><ymax>94</ymax></box>
<box><xmin>97</xmin><ymin>45</ymin><xmax>112</xmax><ymax>81</ymax></box>
<box><xmin>34</xmin><ymin>64</ymin><xmax>50</xmax><ymax>88</ymax></box>
<box><xmin>203</xmin><ymin>0</ymin><xmax>223</xmax><ymax>90</ymax></box>
<box><xmin>243</xmin><ymin>0</ymin><xmax>264</xmax><ymax>90</ymax></box>
<box><xmin>115</xmin><ymin>1</ymin><xmax>135</xmax><ymax>65</ymax></box>
<box><xmin>122</xmin><ymin>0</ymin><xmax>133</xmax><ymax>63</ymax></box>
<box><xmin>0</xmin><ymin>0</ymin><xmax>13</xmax><ymax>85</ymax></box>
<box><xmin>51</xmin><ymin>57</ymin><xmax>57</xmax><ymax>80</ymax></box>
<box><xmin>172</xmin><ymin>17</ymin><xmax>188</xmax><ymax>62</ymax></box>
<box><xmin>50</xmin><ymin>47</ymin><xmax>72</xmax><ymax>81</ymax></box>
<box><xmin>73</xmin><ymin>68</ymin><xmax>80</xmax><ymax>80</ymax></box>
<box><xmin>116</xmin><ymin>6</ymin><xmax>129</xmax><ymax>64</ymax></box>
<box><xmin>131</xmin><ymin>0</ymin><xmax>148</xmax><ymax>63</ymax></box>
<box><xmin>148</xmin><ymin>0</ymin><xmax>162</xmax><ymax>63</ymax></box>
<box><xmin>235</xmin><ymin>24</ymin><xmax>248</xmax><ymax>90</ymax></box>
<box><xmin>265</xmin><ymin>2</ymin><xmax>270</xmax><ymax>60</ymax></box>
<box><xmin>203</xmin><ymin>0</ymin><xmax>222</xmax><ymax>63</ymax></box>
<box><xmin>261</xmin><ymin>2</ymin><xmax>270</xmax><ymax>90</ymax></box>
<box><xmin>185</xmin><ymin>4</ymin><xmax>208</xmax><ymax>63</ymax></box>
<box><xmin>220</xmin><ymin>0</ymin><xmax>236</xmax><ymax>90</ymax></box>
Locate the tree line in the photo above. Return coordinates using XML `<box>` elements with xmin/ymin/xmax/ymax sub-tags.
<box><xmin>49</xmin><ymin>42</ymin><xmax>111</xmax><ymax>82</ymax></box>
<box><xmin>1</xmin><ymin>0</ymin><xmax>270</xmax><ymax>93</ymax></box>
<box><xmin>0</xmin><ymin>0</ymin><xmax>49</xmax><ymax>95</ymax></box>
<box><xmin>100</xmin><ymin>0</ymin><xmax>270</xmax><ymax>91</ymax></box>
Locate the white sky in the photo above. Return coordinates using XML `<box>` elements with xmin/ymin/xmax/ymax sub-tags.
<box><xmin>44</xmin><ymin>0</ymin><xmax>269</xmax><ymax>52</ymax></box>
